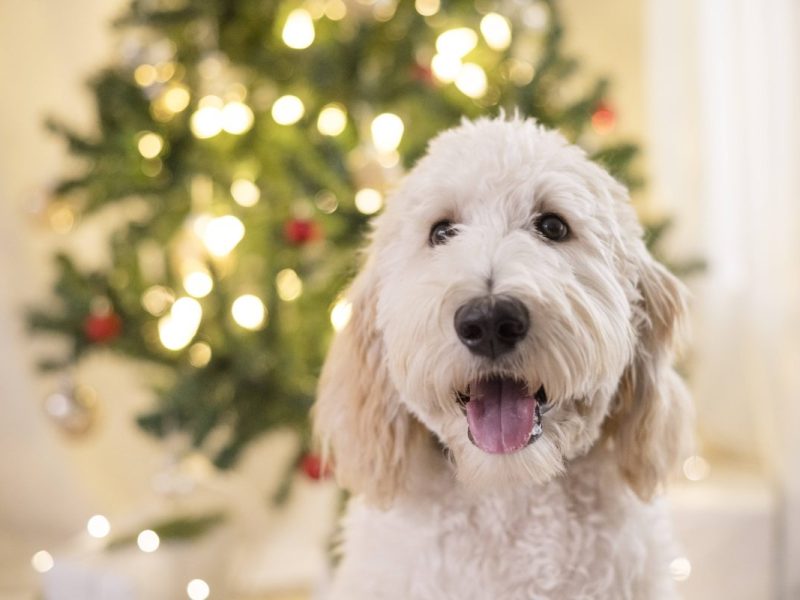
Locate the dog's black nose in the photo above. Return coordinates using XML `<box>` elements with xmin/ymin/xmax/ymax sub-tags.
<box><xmin>454</xmin><ymin>296</ymin><xmax>530</xmax><ymax>358</ymax></box>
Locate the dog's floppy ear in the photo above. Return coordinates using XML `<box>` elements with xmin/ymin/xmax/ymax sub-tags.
<box><xmin>312</xmin><ymin>252</ymin><xmax>416</xmax><ymax>506</ymax></box>
<box><xmin>607</xmin><ymin>247</ymin><xmax>692</xmax><ymax>500</ymax></box>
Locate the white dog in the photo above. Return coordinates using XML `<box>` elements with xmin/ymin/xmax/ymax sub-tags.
<box><xmin>314</xmin><ymin>116</ymin><xmax>690</xmax><ymax>599</ymax></box>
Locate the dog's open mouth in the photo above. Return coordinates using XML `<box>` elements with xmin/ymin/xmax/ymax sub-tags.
<box><xmin>457</xmin><ymin>377</ymin><xmax>551</xmax><ymax>454</ymax></box>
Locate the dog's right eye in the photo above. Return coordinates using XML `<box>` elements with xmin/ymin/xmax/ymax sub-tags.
<box><xmin>429</xmin><ymin>220</ymin><xmax>458</xmax><ymax>246</ymax></box>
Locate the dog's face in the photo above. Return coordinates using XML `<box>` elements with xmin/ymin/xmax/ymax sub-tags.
<box><xmin>315</xmin><ymin>118</ymin><xmax>689</xmax><ymax>504</ymax></box>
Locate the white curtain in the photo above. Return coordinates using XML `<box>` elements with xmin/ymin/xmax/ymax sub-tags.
<box><xmin>647</xmin><ymin>0</ymin><xmax>800</xmax><ymax>597</ymax></box>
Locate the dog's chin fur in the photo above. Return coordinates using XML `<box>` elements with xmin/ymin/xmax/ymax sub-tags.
<box><xmin>313</xmin><ymin>115</ymin><xmax>691</xmax><ymax>598</ymax></box>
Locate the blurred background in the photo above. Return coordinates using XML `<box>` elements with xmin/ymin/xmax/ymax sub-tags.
<box><xmin>0</xmin><ymin>0</ymin><xmax>798</xmax><ymax>599</ymax></box>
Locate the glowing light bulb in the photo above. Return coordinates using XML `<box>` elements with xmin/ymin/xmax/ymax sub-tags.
<box><xmin>137</xmin><ymin>132</ymin><xmax>164</xmax><ymax>159</ymax></box>
<box><xmin>373</xmin><ymin>1</ymin><xmax>396</xmax><ymax>21</ymax></box>
<box><xmin>371</xmin><ymin>113</ymin><xmax>404</xmax><ymax>153</ymax></box>
<box><xmin>142</xmin><ymin>286</ymin><xmax>174</xmax><ymax>316</ymax></box>
<box><xmin>508</xmin><ymin>59</ymin><xmax>535</xmax><ymax>86</ymax></box>
<box><xmin>436</xmin><ymin>28</ymin><xmax>478</xmax><ymax>59</ymax></box>
<box><xmin>171</xmin><ymin>298</ymin><xmax>202</xmax><ymax>326</ymax></box>
<box><xmin>355</xmin><ymin>188</ymin><xmax>383</xmax><ymax>214</ymax></box>
<box><xmin>221</xmin><ymin>101</ymin><xmax>254</xmax><ymax>134</ymax></box>
<box><xmin>682</xmin><ymin>455</ymin><xmax>711</xmax><ymax>481</ymax></box>
<box><xmin>31</xmin><ymin>550</ymin><xmax>54</xmax><ymax>573</ymax></box>
<box><xmin>276</xmin><ymin>268</ymin><xmax>303</xmax><ymax>301</ymax></box>
<box><xmin>134</xmin><ymin>64</ymin><xmax>158</xmax><ymax>87</ymax></box>
<box><xmin>201</xmin><ymin>215</ymin><xmax>245</xmax><ymax>257</ymax></box>
<box><xmin>669</xmin><ymin>557</ymin><xmax>692</xmax><ymax>581</ymax></box>
<box><xmin>48</xmin><ymin>202</ymin><xmax>75</xmax><ymax>234</ymax></box>
<box><xmin>315</xmin><ymin>191</ymin><xmax>338</xmax><ymax>213</ymax></box>
<box><xmin>191</xmin><ymin>102</ymin><xmax>223</xmax><ymax>139</ymax></box>
<box><xmin>282</xmin><ymin>9</ymin><xmax>315</xmax><ymax>49</ymax></box>
<box><xmin>324</xmin><ymin>0</ymin><xmax>347</xmax><ymax>20</ymax></box>
<box><xmin>377</xmin><ymin>150</ymin><xmax>399</xmax><ymax>168</ymax></box>
<box><xmin>231</xmin><ymin>179</ymin><xmax>260</xmax><ymax>207</ymax></box>
<box><xmin>330</xmin><ymin>298</ymin><xmax>353</xmax><ymax>331</ymax></box>
<box><xmin>231</xmin><ymin>295</ymin><xmax>267</xmax><ymax>330</ymax></box>
<box><xmin>183</xmin><ymin>271</ymin><xmax>213</xmax><ymax>298</ymax></box>
<box><xmin>455</xmin><ymin>63</ymin><xmax>488</xmax><ymax>98</ymax></box>
<box><xmin>317</xmin><ymin>103</ymin><xmax>347</xmax><ymax>136</ymax></box>
<box><xmin>159</xmin><ymin>297</ymin><xmax>202</xmax><ymax>351</ymax></box>
<box><xmin>162</xmin><ymin>85</ymin><xmax>191</xmax><ymax>112</ymax></box>
<box><xmin>415</xmin><ymin>0</ymin><xmax>440</xmax><ymax>16</ymax></box>
<box><xmin>431</xmin><ymin>54</ymin><xmax>462</xmax><ymax>83</ymax></box>
<box><xmin>87</xmin><ymin>515</ymin><xmax>111</xmax><ymax>539</ymax></box>
<box><xmin>186</xmin><ymin>579</ymin><xmax>210</xmax><ymax>600</ymax></box>
<box><xmin>271</xmin><ymin>95</ymin><xmax>305</xmax><ymax>125</ymax></box>
<box><xmin>137</xmin><ymin>529</ymin><xmax>160</xmax><ymax>553</ymax></box>
<box><xmin>480</xmin><ymin>13</ymin><xmax>512</xmax><ymax>51</ymax></box>
<box><xmin>524</xmin><ymin>3</ymin><xmax>549</xmax><ymax>30</ymax></box>
<box><xmin>189</xmin><ymin>342</ymin><xmax>212</xmax><ymax>367</ymax></box>
<box><xmin>155</xmin><ymin>62</ymin><xmax>176</xmax><ymax>82</ymax></box>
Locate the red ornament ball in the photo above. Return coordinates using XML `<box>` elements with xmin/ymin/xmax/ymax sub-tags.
<box><xmin>300</xmin><ymin>453</ymin><xmax>331</xmax><ymax>480</ymax></box>
<box><xmin>411</xmin><ymin>63</ymin><xmax>435</xmax><ymax>86</ymax></box>
<box><xmin>83</xmin><ymin>311</ymin><xmax>122</xmax><ymax>343</ymax></box>
<box><xmin>284</xmin><ymin>218</ymin><xmax>320</xmax><ymax>246</ymax></box>
<box><xmin>591</xmin><ymin>102</ymin><xmax>617</xmax><ymax>135</ymax></box>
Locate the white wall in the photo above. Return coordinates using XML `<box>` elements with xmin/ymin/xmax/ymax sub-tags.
<box><xmin>0</xmin><ymin>0</ymin><xmax>149</xmax><ymax>592</ymax></box>
<box><xmin>646</xmin><ymin>0</ymin><xmax>800</xmax><ymax>597</ymax></box>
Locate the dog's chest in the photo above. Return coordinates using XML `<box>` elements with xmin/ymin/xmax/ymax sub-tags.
<box><xmin>331</xmin><ymin>475</ymin><xmax>669</xmax><ymax>600</ymax></box>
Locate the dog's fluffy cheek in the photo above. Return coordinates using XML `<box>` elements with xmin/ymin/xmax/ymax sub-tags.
<box><xmin>378</xmin><ymin>271</ymin><xmax>465</xmax><ymax>402</ymax></box>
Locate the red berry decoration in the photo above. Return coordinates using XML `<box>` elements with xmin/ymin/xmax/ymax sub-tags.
<box><xmin>284</xmin><ymin>218</ymin><xmax>320</xmax><ymax>246</ymax></box>
<box><xmin>411</xmin><ymin>63</ymin><xmax>435</xmax><ymax>86</ymax></box>
<box><xmin>591</xmin><ymin>102</ymin><xmax>617</xmax><ymax>135</ymax></box>
<box><xmin>300</xmin><ymin>453</ymin><xmax>330</xmax><ymax>480</ymax></box>
<box><xmin>83</xmin><ymin>311</ymin><xmax>122</xmax><ymax>343</ymax></box>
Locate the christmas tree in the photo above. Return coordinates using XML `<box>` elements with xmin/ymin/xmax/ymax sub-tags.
<box><xmin>31</xmin><ymin>0</ymin><xmax>649</xmax><ymax>481</ymax></box>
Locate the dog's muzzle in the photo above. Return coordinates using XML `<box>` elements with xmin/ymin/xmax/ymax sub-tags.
<box><xmin>454</xmin><ymin>295</ymin><xmax>529</xmax><ymax>359</ymax></box>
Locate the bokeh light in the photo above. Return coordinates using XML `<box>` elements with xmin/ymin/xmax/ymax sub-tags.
<box><xmin>137</xmin><ymin>131</ymin><xmax>164</xmax><ymax>159</ymax></box>
<box><xmin>480</xmin><ymin>13</ymin><xmax>512</xmax><ymax>51</ymax></box>
<box><xmin>137</xmin><ymin>529</ymin><xmax>160</xmax><ymax>553</ymax></box>
<box><xmin>330</xmin><ymin>298</ymin><xmax>353</xmax><ymax>331</ymax></box>
<box><xmin>436</xmin><ymin>28</ymin><xmax>478</xmax><ymax>59</ymax></box>
<box><xmin>371</xmin><ymin>113</ymin><xmax>404</xmax><ymax>153</ymax></box>
<box><xmin>87</xmin><ymin>515</ymin><xmax>111</xmax><ymax>539</ymax></box>
<box><xmin>354</xmin><ymin>188</ymin><xmax>383</xmax><ymax>214</ymax></box>
<box><xmin>201</xmin><ymin>215</ymin><xmax>245</xmax><ymax>257</ymax></box>
<box><xmin>231</xmin><ymin>179</ymin><xmax>261</xmax><ymax>207</ymax></box>
<box><xmin>282</xmin><ymin>9</ymin><xmax>315</xmax><ymax>49</ymax></box>
<box><xmin>232</xmin><ymin>295</ymin><xmax>267</xmax><ymax>330</ymax></box>
<box><xmin>271</xmin><ymin>95</ymin><xmax>305</xmax><ymax>125</ymax></box>
<box><xmin>158</xmin><ymin>297</ymin><xmax>202</xmax><ymax>351</ymax></box>
<box><xmin>455</xmin><ymin>63</ymin><xmax>488</xmax><ymax>98</ymax></box>
<box><xmin>31</xmin><ymin>551</ymin><xmax>54</xmax><ymax>573</ymax></box>
<box><xmin>186</xmin><ymin>578</ymin><xmax>210</xmax><ymax>600</ymax></box>
<box><xmin>317</xmin><ymin>104</ymin><xmax>348</xmax><ymax>136</ymax></box>
<box><xmin>183</xmin><ymin>271</ymin><xmax>213</xmax><ymax>298</ymax></box>
<box><xmin>221</xmin><ymin>101</ymin><xmax>254</xmax><ymax>134</ymax></box>
<box><xmin>276</xmin><ymin>268</ymin><xmax>303</xmax><ymax>301</ymax></box>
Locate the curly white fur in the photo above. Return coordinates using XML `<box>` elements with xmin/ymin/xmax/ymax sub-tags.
<box><xmin>314</xmin><ymin>116</ymin><xmax>691</xmax><ymax>599</ymax></box>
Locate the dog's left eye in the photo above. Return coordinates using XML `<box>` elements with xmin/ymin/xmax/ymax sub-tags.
<box><xmin>429</xmin><ymin>220</ymin><xmax>458</xmax><ymax>246</ymax></box>
<box><xmin>535</xmin><ymin>213</ymin><xmax>570</xmax><ymax>241</ymax></box>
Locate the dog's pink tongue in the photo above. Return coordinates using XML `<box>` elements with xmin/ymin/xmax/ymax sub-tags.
<box><xmin>466</xmin><ymin>377</ymin><xmax>536</xmax><ymax>454</ymax></box>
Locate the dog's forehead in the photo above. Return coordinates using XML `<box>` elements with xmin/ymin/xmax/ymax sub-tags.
<box><xmin>424</xmin><ymin>119</ymin><xmax>578</xmax><ymax>175</ymax></box>
<box><xmin>397</xmin><ymin>119</ymin><xmax>606</xmax><ymax>220</ymax></box>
